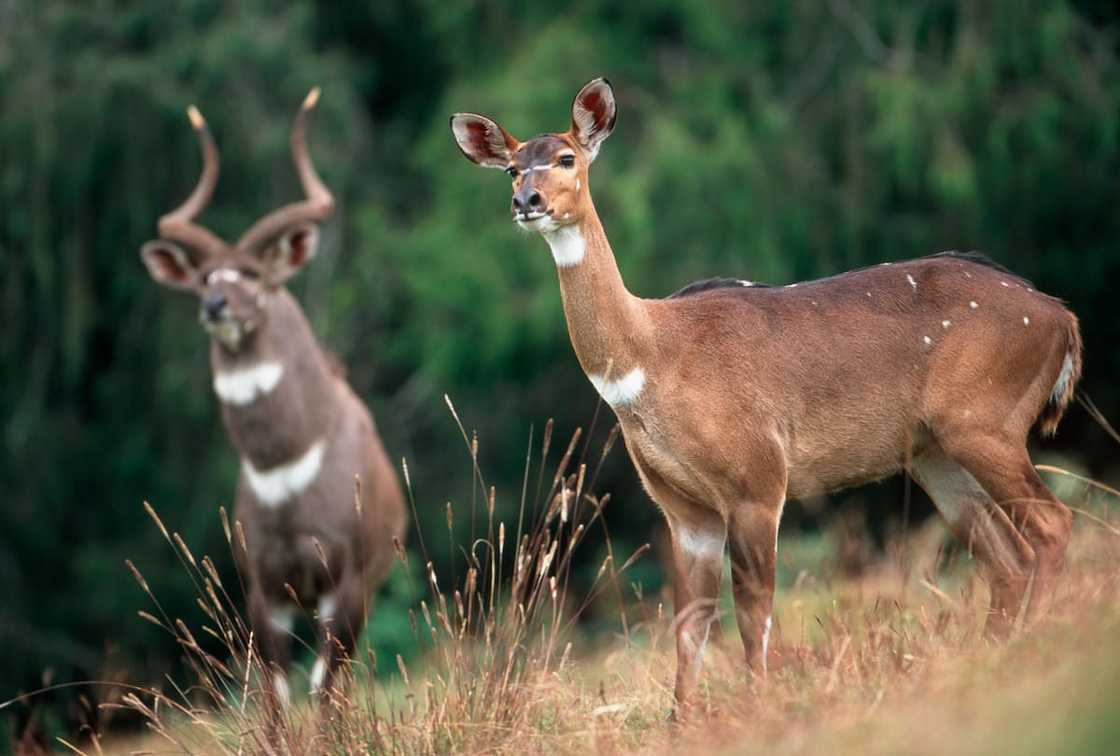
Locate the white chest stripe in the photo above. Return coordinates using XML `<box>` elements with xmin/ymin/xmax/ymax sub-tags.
<box><xmin>214</xmin><ymin>362</ymin><xmax>283</xmax><ymax>406</ymax></box>
<box><xmin>542</xmin><ymin>225</ymin><xmax>586</xmax><ymax>267</ymax></box>
<box><xmin>243</xmin><ymin>439</ymin><xmax>325</xmax><ymax>507</ymax></box>
<box><xmin>588</xmin><ymin>367</ymin><xmax>646</xmax><ymax>407</ymax></box>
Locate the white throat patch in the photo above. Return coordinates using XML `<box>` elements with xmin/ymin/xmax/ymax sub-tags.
<box><xmin>243</xmin><ymin>439</ymin><xmax>325</xmax><ymax>507</ymax></box>
<box><xmin>588</xmin><ymin>366</ymin><xmax>646</xmax><ymax>407</ymax></box>
<box><xmin>213</xmin><ymin>362</ymin><xmax>283</xmax><ymax>406</ymax></box>
<box><xmin>542</xmin><ymin>224</ymin><xmax>586</xmax><ymax>268</ymax></box>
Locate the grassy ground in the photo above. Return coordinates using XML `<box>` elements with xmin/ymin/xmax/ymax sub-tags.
<box><xmin>94</xmin><ymin>488</ymin><xmax>1120</xmax><ymax>756</ymax></box>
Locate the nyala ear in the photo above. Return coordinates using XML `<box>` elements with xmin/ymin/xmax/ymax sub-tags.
<box><xmin>570</xmin><ymin>78</ymin><xmax>617</xmax><ymax>163</ymax></box>
<box><xmin>450</xmin><ymin>113</ymin><xmax>520</xmax><ymax>168</ymax></box>
<box><xmin>140</xmin><ymin>240</ymin><xmax>201</xmax><ymax>291</ymax></box>
<box><xmin>263</xmin><ymin>223</ymin><xmax>320</xmax><ymax>285</ymax></box>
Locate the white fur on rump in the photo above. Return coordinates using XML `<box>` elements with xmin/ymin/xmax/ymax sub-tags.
<box><xmin>1051</xmin><ymin>353</ymin><xmax>1075</xmax><ymax>404</ymax></box>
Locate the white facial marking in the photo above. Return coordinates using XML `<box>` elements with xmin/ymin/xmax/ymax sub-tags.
<box><xmin>273</xmin><ymin>672</ymin><xmax>291</xmax><ymax>708</ymax></box>
<box><xmin>906</xmin><ymin>274</ymin><xmax>917</xmax><ymax>291</ymax></box>
<box><xmin>942</xmin><ymin>320</ymin><xmax>951</xmax><ymax>328</ymax></box>
<box><xmin>269</xmin><ymin>605</ymin><xmax>294</xmax><ymax>634</ymax></box>
<box><xmin>761</xmin><ymin>615</ymin><xmax>773</xmax><ymax>674</ymax></box>
<box><xmin>575</xmin><ymin>178</ymin><xmax>581</xmax><ymax>192</ymax></box>
<box><xmin>309</xmin><ymin>656</ymin><xmax>328</xmax><ymax>695</ymax></box>
<box><xmin>318</xmin><ymin>594</ymin><xmax>338</xmax><ymax>623</ymax></box>
<box><xmin>676</xmin><ymin>523</ymin><xmax>725</xmax><ymax>562</ymax></box>
<box><xmin>243</xmin><ymin>439</ymin><xmax>326</xmax><ymax>507</ymax></box>
<box><xmin>207</xmin><ymin>268</ymin><xmax>242</xmax><ymax>285</ymax></box>
<box><xmin>588</xmin><ymin>366</ymin><xmax>646</xmax><ymax>407</ymax></box>
<box><xmin>542</xmin><ymin>224</ymin><xmax>586</xmax><ymax>267</ymax></box>
<box><xmin>213</xmin><ymin>362</ymin><xmax>284</xmax><ymax>406</ymax></box>
<box><xmin>1051</xmin><ymin>353</ymin><xmax>1075</xmax><ymax>403</ymax></box>
<box><xmin>923</xmin><ymin>336</ymin><xmax>933</xmax><ymax>346</ymax></box>
<box><xmin>1023</xmin><ymin>316</ymin><xmax>1030</xmax><ymax>326</ymax></box>
<box><xmin>969</xmin><ymin>300</ymin><xmax>979</xmax><ymax>309</ymax></box>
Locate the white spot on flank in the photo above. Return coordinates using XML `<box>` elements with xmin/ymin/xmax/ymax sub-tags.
<box><xmin>942</xmin><ymin>320</ymin><xmax>951</xmax><ymax>328</ymax></box>
<box><xmin>213</xmin><ymin>362</ymin><xmax>283</xmax><ymax>405</ymax></box>
<box><xmin>761</xmin><ymin>615</ymin><xmax>773</xmax><ymax>674</ymax></box>
<box><xmin>923</xmin><ymin>336</ymin><xmax>933</xmax><ymax>346</ymax></box>
<box><xmin>970</xmin><ymin>301</ymin><xmax>979</xmax><ymax>309</ymax></box>
<box><xmin>243</xmin><ymin>439</ymin><xmax>326</xmax><ymax>507</ymax></box>
<box><xmin>542</xmin><ymin>224</ymin><xmax>586</xmax><ymax>267</ymax></box>
<box><xmin>676</xmin><ymin>523</ymin><xmax>725</xmax><ymax>562</ymax></box>
<box><xmin>1051</xmin><ymin>353</ymin><xmax>1075</xmax><ymax>403</ymax></box>
<box><xmin>273</xmin><ymin>673</ymin><xmax>291</xmax><ymax>708</ymax></box>
<box><xmin>906</xmin><ymin>274</ymin><xmax>917</xmax><ymax>291</ymax></box>
<box><xmin>588</xmin><ymin>367</ymin><xmax>646</xmax><ymax>407</ymax></box>
<box><xmin>1023</xmin><ymin>316</ymin><xmax>1031</xmax><ymax>326</ymax></box>
<box><xmin>309</xmin><ymin>656</ymin><xmax>328</xmax><ymax>695</ymax></box>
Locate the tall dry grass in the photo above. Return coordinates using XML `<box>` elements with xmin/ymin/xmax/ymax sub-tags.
<box><xmin>82</xmin><ymin>399</ymin><xmax>650</xmax><ymax>754</ymax></box>
<box><xmin>19</xmin><ymin>416</ymin><xmax>1120</xmax><ymax>755</ymax></box>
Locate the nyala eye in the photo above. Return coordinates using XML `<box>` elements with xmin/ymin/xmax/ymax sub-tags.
<box><xmin>505</xmin><ymin>166</ymin><xmax>518</xmax><ymax>178</ymax></box>
<box><xmin>558</xmin><ymin>154</ymin><xmax>576</xmax><ymax>168</ymax></box>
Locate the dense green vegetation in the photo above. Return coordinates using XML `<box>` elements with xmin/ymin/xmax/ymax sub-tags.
<box><xmin>2</xmin><ymin>0</ymin><xmax>1118</xmax><ymax>741</ymax></box>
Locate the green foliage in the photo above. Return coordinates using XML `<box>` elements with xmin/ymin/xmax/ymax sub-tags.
<box><xmin>1</xmin><ymin>0</ymin><xmax>1119</xmax><ymax>738</ymax></box>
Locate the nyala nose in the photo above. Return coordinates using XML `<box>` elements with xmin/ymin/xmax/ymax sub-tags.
<box><xmin>512</xmin><ymin>191</ymin><xmax>543</xmax><ymax>214</ymax></box>
<box><xmin>203</xmin><ymin>293</ymin><xmax>227</xmax><ymax>320</ymax></box>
